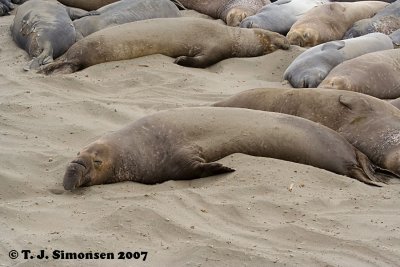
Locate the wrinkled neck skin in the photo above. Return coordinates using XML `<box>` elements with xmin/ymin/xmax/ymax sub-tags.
<box><xmin>100</xmin><ymin>134</ymin><xmax>143</xmax><ymax>184</ymax></box>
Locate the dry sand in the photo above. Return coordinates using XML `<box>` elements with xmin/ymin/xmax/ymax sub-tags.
<box><xmin>1</xmin><ymin>8</ymin><xmax>400</xmax><ymax>267</ymax></box>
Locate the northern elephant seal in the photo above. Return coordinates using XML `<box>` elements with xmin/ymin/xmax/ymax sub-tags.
<box><xmin>240</xmin><ymin>0</ymin><xmax>329</xmax><ymax>35</ymax></box>
<box><xmin>287</xmin><ymin>1</ymin><xmax>388</xmax><ymax>47</ymax></box>
<box><xmin>57</xmin><ymin>0</ymin><xmax>119</xmax><ymax>11</ymax></box>
<box><xmin>344</xmin><ymin>0</ymin><xmax>400</xmax><ymax>38</ymax></box>
<box><xmin>63</xmin><ymin>107</ymin><xmax>390</xmax><ymax>190</ymax></box>
<box><xmin>11</xmin><ymin>0</ymin><xmax>97</xmax><ymax>70</ymax></box>
<box><xmin>213</xmin><ymin>88</ymin><xmax>400</xmax><ymax>178</ymax></box>
<box><xmin>39</xmin><ymin>17</ymin><xmax>289</xmax><ymax>74</ymax></box>
<box><xmin>176</xmin><ymin>0</ymin><xmax>270</xmax><ymax>26</ymax></box>
<box><xmin>73</xmin><ymin>0</ymin><xmax>181</xmax><ymax>39</ymax></box>
<box><xmin>283</xmin><ymin>32</ymin><xmax>393</xmax><ymax>88</ymax></box>
<box><xmin>318</xmin><ymin>48</ymin><xmax>400</xmax><ymax>99</ymax></box>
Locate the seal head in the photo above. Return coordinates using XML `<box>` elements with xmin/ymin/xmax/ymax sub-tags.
<box><xmin>63</xmin><ymin>142</ymin><xmax>115</xmax><ymax>190</ymax></box>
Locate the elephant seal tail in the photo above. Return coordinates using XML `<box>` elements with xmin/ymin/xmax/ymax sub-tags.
<box><xmin>351</xmin><ymin>149</ymin><xmax>398</xmax><ymax>187</ymax></box>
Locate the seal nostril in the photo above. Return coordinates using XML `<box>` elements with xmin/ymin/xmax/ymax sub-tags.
<box><xmin>71</xmin><ymin>159</ymin><xmax>86</xmax><ymax>169</ymax></box>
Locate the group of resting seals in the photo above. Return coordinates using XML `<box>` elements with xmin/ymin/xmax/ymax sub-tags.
<box><xmin>10</xmin><ymin>0</ymin><xmax>100</xmax><ymax>70</ymax></box>
<box><xmin>2</xmin><ymin>0</ymin><xmax>400</xmax><ymax>189</ymax></box>
<box><xmin>280</xmin><ymin>0</ymin><xmax>400</xmax><ymax>98</ymax></box>
<box><xmin>319</xmin><ymin>48</ymin><xmax>400</xmax><ymax>98</ymax></box>
<box><xmin>64</xmin><ymin>88</ymin><xmax>400</xmax><ymax>190</ymax></box>
<box><xmin>344</xmin><ymin>0</ymin><xmax>400</xmax><ymax>38</ymax></box>
<box><xmin>286</xmin><ymin>1</ymin><xmax>389</xmax><ymax>47</ymax></box>
<box><xmin>283</xmin><ymin>32</ymin><xmax>394</xmax><ymax>88</ymax></box>
<box><xmin>10</xmin><ymin>0</ymin><xmax>185</xmax><ymax>70</ymax></box>
<box><xmin>63</xmin><ymin>107</ymin><xmax>393</xmax><ymax>190</ymax></box>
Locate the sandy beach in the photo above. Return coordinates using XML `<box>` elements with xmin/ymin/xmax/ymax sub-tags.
<box><xmin>1</xmin><ymin>8</ymin><xmax>400</xmax><ymax>267</ymax></box>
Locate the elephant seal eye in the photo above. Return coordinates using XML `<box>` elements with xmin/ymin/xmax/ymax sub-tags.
<box><xmin>94</xmin><ymin>160</ymin><xmax>102</xmax><ymax>166</ymax></box>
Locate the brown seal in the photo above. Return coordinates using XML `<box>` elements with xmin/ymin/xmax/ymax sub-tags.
<box><xmin>176</xmin><ymin>0</ymin><xmax>270</xmax><ymax>26</ymax></box>
<box><xmin>287</xmin><ymin>1</ymin><xmax>388</xmax><ymax>47</ymax></box>
<box><xmin>213</xmin><ymin>87</ymin><xmax>400</xmax><ymax>178</ymax></box>
<box><xmin>318</xmin><ymin>48</ymin><xmax>400</xmax><ymax>99</ymax></box>
<box><xmin>63</xmin><ymin>107</ymin><xmax>392</xmax><ymax>190</ymax></box>
<box><xmin>39</xmin><ymin>17</ymin><xmax>289</xmax><ymax>74</ymax></box>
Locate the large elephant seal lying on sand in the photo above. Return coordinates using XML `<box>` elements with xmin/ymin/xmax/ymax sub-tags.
<box><xmin>344</xmin><ymin>0</ymin><xmax>400</xmax><ymax>38</ymax></box>
<box><xmin>176</xmin><ymin>0</ymin><xmax>270</xmax><ymax>26</ymax></box>
<box><xmin>287</xmin><ymin>1</ymin><xmax>388</xmax><ymax>47</ymax></box>
<box><xmin>283</xmin><ymin>32</ymin><xmax>393</xmax><ymax>88</ymax></box>
<box><xmin>11</xmin><ymin>0</ymin><xmax>97</xmax><ymax>70</ymax></box>
<box><xmin>240</xmin><ymin>0</ymin><xmax>329</xmax><ymax>35</ymax></box>
<box><xmin>39</xmin><ymin>17</ymin><xmax>289</xmax><ymax>74</ymax></box>
<box><xmin>213</xmin><ymin>88</ymin><xmax>400</xmax><ymax>178</ymax></box>
<box><xmin>318</xmin><ymin>48</ymin><xmax>400</xmax><ymax>99</ymax></box>
<box><xmin>63</xmin><ymin>107</ymin><xmax>391</xmax><ymax>190</ymax></box>
<box><xmin>73</xmin><ymin>0</ymin><xmax>181</xmax><ymax>38</ymax></box>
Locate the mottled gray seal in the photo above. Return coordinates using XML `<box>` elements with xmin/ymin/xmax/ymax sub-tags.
<box><xmin>73</xmin><ymin>0</ymin><xmax>181</xmax><ymax>39</ymax></box>
<box><xmin>389</xmin><ymin>28</ymin><xmax>400</xmax><ymax>47</ymax></box>
<box><xmin>240</xmin><ymin>0</ymin><xmax>329</xmax><ymax>35</ymax></box>
<box><xmin>176</xmin><ymin>0</ymin><xmax>270</xmax><ymax>26</ymax></box>
<box><xmin>287</xmin><ymin>1</ymin><xmax>388</xmax><ymax>47</ymax></box>
<box><xmin>318</xmin><ymin>48</ymin><xmax>400</xmax><ymax>99</ymax></box>
<box><xmin>344</xmin><ymin>0</ymin><xmax>400</xmax><ymax>38</ymax></box>
<box><xmin>63</xmin><ymin>107</ymin><xmax>391</xmax><ymax>190</ymax></box>
<box><xmin>283</xmin><ymin>32</ymin><xmax>393</xmax><ymax>88</ymax></box>
<box><xmin>39</xmin><ymin>17</ymin><xmax>289</xmax><ymax>74</ymax></box>
<box><xmin>213</xmin><ymin>88</ymin><xmax>400</xmax><ymax>178</ymax></box>
<box><xmin>11</xmin><ymin>0</ymin><xmax>97</xmax><ymax>70</ymax></box>
<box><xmin>57</xmin><ymin>0</ymin><xmax>119</xmax><ymax>11</ymax></box>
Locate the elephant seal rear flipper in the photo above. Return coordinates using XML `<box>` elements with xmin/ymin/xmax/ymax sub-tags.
<box><xmin>170</xmin><ymin>0</ymin><xmax>186</xmax><ymax>10</ymax></box>
<box><xmin>354</xmin><ymin>149</ymin><xmax>395</xmax><ymax>185</ymax></box>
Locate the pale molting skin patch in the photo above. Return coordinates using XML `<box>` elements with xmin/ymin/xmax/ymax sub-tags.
<box><xmin>253</xmin><ymin>29</ymin><xmax>290</xmax><ymax>54</ymax></box>
<box><xmin>225</xmin><ymin>7</ymin><xmax>251</xmax><ymax>27</ymax></box>
<box><xmin>287</xmin><ymin>29</ymin><xmax>318</xmax><ymax>47</ymax></box>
